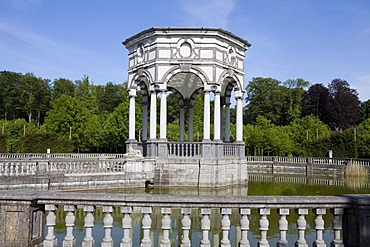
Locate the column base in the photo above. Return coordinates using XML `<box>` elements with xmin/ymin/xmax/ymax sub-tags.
<box><xmin>63</xmin><ymin>239</ymin><xmax>76</xmax><ymax>247</ymax></box>
<box><xmin>82</xmin><ymin>240</ymin><xmax>95</xmax><ymax>247</ymax></box>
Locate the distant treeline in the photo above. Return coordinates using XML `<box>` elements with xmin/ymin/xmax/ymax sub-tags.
<box><xmin>1</xmin><ymin>71</ymin><xmax>370</xmax><ymax>158</ymax></box>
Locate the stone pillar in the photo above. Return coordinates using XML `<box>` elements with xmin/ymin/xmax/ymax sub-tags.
<box><xmin>128</xmin><ymin>91</ymin><xmax>136</xmax><ymax>142</ymax></box>
<box><xmin>236</xmin><ymin>96</ymin><xmax>243</xmax><ymax>143</ymax></box>
<box><xmin>44</xmin><ymin>204</ymin><xmax>57</xmax><ymax>247</ymax></box>
<box><xmin>0</xmin><ymin>195</ymin><xmax>44</xmax><ymax>247</ymax></box>
<box><xmin>225</xmin><ymin>98</ymin><xmax>231</xmax><ymax>143</ymax></box>
<box><xmin>343</xmin><ymin>195</ymin><xmax>370</xmax><ymax>247</ymax></box>
<box><xmin>120</xmin><ymin>207</ymin><xmax>132</xmax><ymax>247</ymax></box>
<box><xmin>149</xmin><ymin>90</ymin><xmax>157</xmax><ymax>140</ymax></box>
<box><xmin>200</xmin><ymin>208</ymin><xmax>211</xmax><ymax>247</ymax></box>
<box><xmin>203</xmin><ymin>90</ymin><xmax>211</xmax><ymax>141</ymax></box>
<box><xmin>82</xmin><ymin>205</ymin><xmax>95</xmax><ymax>247</ymax></box>
<box><xmin>101</xmin><ymin>206</ymin><xmax>114</xmax><ymax>247</ymax></box>
<box><xmin>239</xmin><ymin>208</ymin><xmax>250</xmax><ymax>247</ymax></box>
<box><xmin>63</xmin><ymin>205</ymin><xmax>76</xmax><ymax>247</ymax></box>
<box><xmin>141</xmin><ymin>207</ymin><xmax>152</xmax><ymax>247</ymax></box>
<box><xmin>188</xmin><ymin>105</ymin><xmax>194</xmax><ymax>142</ymax></box>
<box><xmin>180</xmin><ymin>101</ymin><xmax>185</xmax><ymax>142</ymax></box>
<box><xmin>220</xmin><ymin>208</ymin><xmax>231</xmax><ymax>247</ymax></box>
<box><xmin>213</xmin><ymin>90</ymin><xmax>221</xmax><ymax>141</ymax></box>
<box><xmin>161</xmin><ymin>208</ymin><xmax>171</xmax><ymax>247</ymax></box>
<box><xmin>258</xmin><ymin>208</ymin><xmax>270</xmax><ymax>247</ymax></box>
<box><xmin>142</xmin><ymin>96</ymin><xmax>148</xmax><ymax>142</ymax></box>
<box><xmin>181</xmin><ymin>208</ymin><xmax>191</xmax><ymax>247</ymax></box>
<box><xmin>295</xmin><ymin>208</ymin><xmax>308</xmax><ymax>247</ymax></box>
<box><xmin>277</xmin><ymin>208</ymin><xmax>289</xmax><ymax>247</ymax></box>
<box><xmin>159</xmin><ymin>90</ymin><xmax>167</xmax><ymax>140</ymax></box>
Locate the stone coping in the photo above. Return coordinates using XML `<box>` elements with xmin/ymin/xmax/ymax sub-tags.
<box><xmin>0</xmin><ymin>190</ymin><xmax>354</xmax><ymax>208</ymax></box>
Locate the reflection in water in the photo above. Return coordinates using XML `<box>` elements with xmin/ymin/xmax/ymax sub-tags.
<box><xmin>53</xmin><ymin>176</ymin><xmax>370</xmax><ymax>246</ymax></box>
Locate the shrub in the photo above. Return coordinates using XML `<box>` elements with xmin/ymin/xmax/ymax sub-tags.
<box><xmin>21</xmin><ymin>132</ymin><xmax>73</xmax><ymax>153</ymax></box>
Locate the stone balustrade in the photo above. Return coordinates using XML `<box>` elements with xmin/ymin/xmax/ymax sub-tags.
<box><xmin>246</xmin><ymin>156</ymin><xmax>370</xmax><ymax>167</ymax></box>
<box><xmin>1</xmin><ymin>190</ymin><xmax>370</xmax><ymax>247</ymax></box>
<box><xmin>0</xmin><ymin>153</ymin><xmax>126</xmax><ymax>160</ymax></box>
<box><xmin>0</xmin><ymin>159</ymin><xmax>127</xmax><ymax>176</ymax></box>
<box><xmin>167</xmin><ymin>142</ymin><xmax>202</xmax><ymax>157</ymax></box>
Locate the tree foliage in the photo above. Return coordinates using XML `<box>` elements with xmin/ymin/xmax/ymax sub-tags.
<box><xmin>0</xmin><ymin>70</ymin><xmax>369</xmax><ymax>158</ymax></box>
<box><xmin>327</xmin><ymin>79</ymin><xmax>360</xmax><ymax>130</ymax></box>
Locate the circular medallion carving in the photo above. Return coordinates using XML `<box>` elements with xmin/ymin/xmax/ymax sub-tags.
<box><xmin>179</xmin><ymin>42</ymin><xmax>192</xmax><ymax>58</ymax></box>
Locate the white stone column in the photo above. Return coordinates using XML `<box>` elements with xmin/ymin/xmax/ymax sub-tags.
<box><xmin>149</xmin><ymin>90</ymin><xmax>157</xmax><ymax>140</ymax></box>
<box><xmin>180</xmin><ymin>101</ymin><xmax>185</xmax><ymax>142</ymax></box>
<box><xmin>160</xmin><ymin>90</ymin><xmax>167</xmax><ymax>140</ymax></box>
<box><xmin>82</xmin><ymin>205</ymin><xmax>95</xmax><ymax>247</ymax></box>
<box><xmin>214</xmin><ymin>91</ymin><xmax>221</xmax><ymax>141</ymax></box>
<box><xmin>44</xmin><ymin>204</ymin><xmax>57</xmax><ymax>247</ymax></box>
<box><xmin>225</xmin><ymin>98</ymin><xmax>231</xmax><ymax>142</ymax></box>
<box><xmin>236</xmin><ymin>96</ymin><xmax>243</xmax><ymax>142</ymax></box>
<box><xmin>188</xmin><ymin>105</ymin><xmax>194</xmax><ymax>142</ymax></box>
<box><xmin>203</xmin><ymin>90</ymin><xmax>211</xmax><ymax>141</ymax></box>
<box><xmin>142</xmin><ymin>96</ymin><xmax>148</xmax><ymax>142</ymax></box>
<box><xmin>128</xmin><ymin>92</ymin><xmax>136</xmax><ymax>141</ymax></box>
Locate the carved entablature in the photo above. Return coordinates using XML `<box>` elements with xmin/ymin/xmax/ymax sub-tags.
<box><xmin>123</xmin><ymin>27</ymin><xmax>251</xmax><ymax>95</ymax></box>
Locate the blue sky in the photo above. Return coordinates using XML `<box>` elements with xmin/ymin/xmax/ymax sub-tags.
<box><xmin>1</xmin><ymin>0</ymin><xmax>370</xmax><ymax>101</ymax></box>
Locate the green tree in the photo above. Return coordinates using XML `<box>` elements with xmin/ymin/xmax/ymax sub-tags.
<box><xmin>287</xmin><ymin>116</ymin><xmax>331</xmax><ymax>155</ymax></box>
<box><xmin>42</xmin><ymin>94</ymin><xmax>102</xmax><ymax>152</ymax></box>
<box><xmin>360</xmin><ymin>100</ymin><xmax>370</xmax><ymax>122</ymax></box>
<box><xmin>20</xmin><ymin>73</ymin><xmax>51</xmax><ymax>124</ymax></box>
<box><xmin>245</xmin><ymin>77</ymin><xmax>288</xmax><ymax>125</ymax></box>
<box><xmin>95</xmin><ymin>82</ymin><xmax>127</xmax><ymax>115</ymax></box>
<box><xmin>327</xmin><ymin>79</ymin><xmax>360</xmax><ymax>130</ymax></box>
<box><xmin>244</xmin><ymin>116</ymin><xmax>293</xmax><ymax>156</ymax></box>
<box><xmin>302</xmin><ymin>83</ymin><xmax>330</xmax><ymax>125</ymax></box>
<box><xmin>283</xmin><ymin>78</ymin><xmax>310</xmax><ymax>122</ymax></box>
<box><xmin>102</xmin><ymin>101</ymin><xmax>142</xmax><ymax>152</ymax></box>
<box><xmin>74</xmin><ymin>75</ymin><xmax>98</xmax><ymax>113</ymax></box>
<box><xmin>0</xmin><ymin>71</ymin><xmax>22</xmax><ymax>120</ymax></box>
<box><xmin>357</xmin><ymin>118</ymin><xmax>370</xmax><ymax>158</ymax></box>
<box><xmin>52</xmin><ymin>78</ymin><xmax>75</xmax><ymax>99</ymax></box>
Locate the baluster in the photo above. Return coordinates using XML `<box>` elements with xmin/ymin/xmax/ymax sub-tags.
<box><xmin>82</xmin><ymin>205</ymin><xmax>95</xmax><ymax>247</ymax></box>
<box><xmin>0</xmin><ymin>163</ymin><xmax>2</xmax><ymax>176</ymax></box>
<box><xmin>141</xmin><ymin>207</ymin><xmax>152</xmax><ymax>247</ymax></box>
<box><xmin>9</xmin><ymin>162</ymin><xmax>14</xmax><ymax>176</ymax></box>
<box><xmin>25</xmin><ymin>162</ymin><xmax>30</xmax><ymax>175</ymax></box>
<box><xmin>15</xmin><ymin>162</ymin><xmax>19</xmax><ymax>175</ymax></box>
<box><xmin>121</xmin><ymin>207</ymin><xmax>132</xmax><ymax>247</ymax></box>
<box><xmin>331</xmin><ymin>208</ymin><xmax>344</xmax><ymax>247</ymax></box>
<box><xmin>44</xmin><ymin>204</ymin><xmax>57</xmax><ymax>247</ymax></box>
<box><xmin>181</xmin><ymin>208</ymin><xmax>191</xmax><ymax>247</ymax></box>
<box><xmin>101</xmin><ymin>206</ymin><xmax>114</xmax><ymax>247</ymax></box>
<box><xmin>200</xmin><ymin>208</ymin><xmax>211</xmax><ymax>247</ymax></box>
<box><xmin>313</xmin><ymin>208</ymin><xmax>326</xmax><ymax>247</ymax></box>
<box><xmin>221</xmin><ymin>208</ymin><xmax>231</xmax><ymax>247</ymax></box>
<box><xmin>161</xmin><ymin>208</ymin><xmax>171</xmax><ymax>247</ymax></box>
<box><xmin>295</xmin><ymin>208</ymin><xmax>308</xmax><ymax>247</ymax></box>
<box><xmin>63</xmin><ymin>205</ymin><xmax>76</xmax><ymax>247</ymax></box>
<box><xmin>4</xmin><ymin>163</ymin><xmax>8</xmax><ymax>176</ymax></box>
<box><xmin>259</xmin><ymin>208</ymin><xmax>270</xmax><ymax>247</ymax></box>
<box><xmin>239</xmin><ymin>208</ymin><xmax>250</xmax><ymax>247</ymax></box>
<box><xmin>277</xmin><ymin>208</ymin><xmax>289</xmax><ymax>247</ymax></box>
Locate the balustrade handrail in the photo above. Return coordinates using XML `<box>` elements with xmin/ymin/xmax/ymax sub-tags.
<box><xmin>246</xmin><ymin>155</ymin><xmax>370</xmax><ymax>166</ymax></box>
<box><xmin>2</xmin><ymin>190</ymin><xmax>369</xmax><ymax>247</ymax></box>
<box><xmin>1</xmin><ymin>190</ymin><xmax>351</xmax><ymax>209</ymax></box>
<box><xmin>0</xmin><ymin>153</ymin><xmax>126</xmax><ymax>160</ymax></box>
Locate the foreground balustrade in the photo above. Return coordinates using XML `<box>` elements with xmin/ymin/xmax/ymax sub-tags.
<box><xmin>2</xmin><ymin>190</ymin><xmax>370</xmax><ymax>246</ymax></box>
<box><xmin>3</xmin><ymin>190</ymin><xmax>366</xmax><ymax>246</ymax></box>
